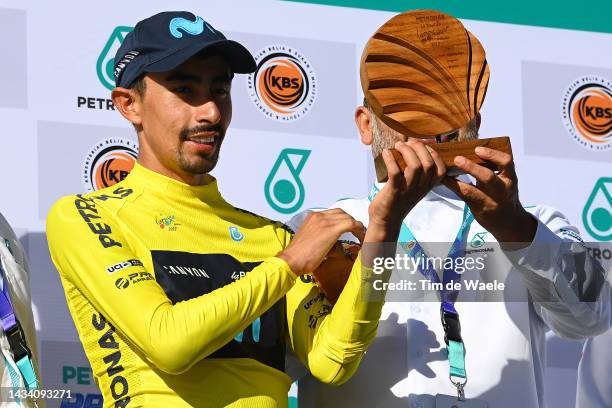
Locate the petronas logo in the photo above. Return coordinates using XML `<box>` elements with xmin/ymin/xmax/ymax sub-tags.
<box><xmin>265</xmin><ymin>148</ymin><xmax>311</xmax><ymax>214</ymax></box>
<box><xmin>97</xmin><ymin>26</ymin><xmax>133</xmax><ymax>90</ymax></box>
<box><xmin>470</xmin><ymin>232</ymin><xmax>488</xmax><ymax>248</ymax></box>
<box><xmin>583</xmin><ymin>177</ymin><xmax>612</xmax><ymax>241</ymax></box>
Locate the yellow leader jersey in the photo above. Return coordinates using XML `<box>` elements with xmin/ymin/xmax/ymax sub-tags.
<box><xmin>46</xmin><ymin>162</ymin><xmax>382</xmax><ymax>408</ymax></box>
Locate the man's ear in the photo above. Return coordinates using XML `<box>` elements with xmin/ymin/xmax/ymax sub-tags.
<box><xmin>111</xmin><ymin>87</ymin><xmax>143</xmax><ymax>126</ymax></box>
<box><xmin>355</xmin><ymin>106</ymin><xmax>373</xmax><ymax>146</ymax></box>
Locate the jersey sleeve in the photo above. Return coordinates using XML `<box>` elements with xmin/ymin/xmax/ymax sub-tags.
<box><xmin>285</xmin><ymin>255</ymin><xmax>387</xmax><ymax>385</ymax></box>
<box><xmin>47</xmin><ymin>195</ymin><xmax>297</xmax><ymax>374</ymax></box>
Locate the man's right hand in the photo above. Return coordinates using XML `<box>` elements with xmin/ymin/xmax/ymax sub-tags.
<box><xmin>277</xmin><ymin>209</ymin><xmax>365</xmax><ymax>276</ymax></box>
<box><xmin>366</xmin><ymin>140</ymin><xmax>446</xmax><ymax>242</ymax></box>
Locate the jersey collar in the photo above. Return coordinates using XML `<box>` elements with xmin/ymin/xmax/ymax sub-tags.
<box><xmin>128</xmin><ymin>162</ymin><xmax>222</xmax><ymax>202</ymax></box>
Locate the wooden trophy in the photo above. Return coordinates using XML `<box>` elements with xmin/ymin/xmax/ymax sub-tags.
<box><xmin>361</xmin><ymin>9</ymin><xmax>512</xmax><ymax>181</ymax></box>
<box><xmin>311</xmin><ymin>241</ymin><xmax>361</xmax><ymax>304</ymax></box>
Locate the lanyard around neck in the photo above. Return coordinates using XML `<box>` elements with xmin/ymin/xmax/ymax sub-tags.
<box><xmin>368</xmin><ymin>184</ymin><xmax>472</xmax><ymax>400</ymax></box>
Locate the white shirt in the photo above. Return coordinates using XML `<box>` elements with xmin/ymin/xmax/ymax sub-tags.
<box><xmin>576</xmin><ymin>314</ymin><xmax>612</xmax><ymax>408</ymax></box>
<box><xmin>288</xmin><ymin>183</ymin><xmax>610</xmax><ymax>408</ymax></box>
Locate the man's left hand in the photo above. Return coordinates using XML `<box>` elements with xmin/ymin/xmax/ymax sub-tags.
<box><xmin>441</xmin><ymin>146</ymin><xmax>537</xmax><ymax>247</ymax></box>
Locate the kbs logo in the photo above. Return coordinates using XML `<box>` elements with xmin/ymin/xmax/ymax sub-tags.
<box><xmin>562</xmin><ymin>76</ymin><xmax>612</xmax><ymax>151</ymax></box>
<box><xmin>83</xmin><ymin>138</ymin><xmax>138</xmax><ymax>192</ymax></box>
<box><xmin>247</xmin><ymin>45</ymin><xmax>317</xmax><ymax>122</ymax></box>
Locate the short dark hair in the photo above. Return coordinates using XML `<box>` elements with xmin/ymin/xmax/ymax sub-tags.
<box><xmin>129</xmin><ymin>75</ymin><xmax>146</xmax><ymax>96</ymax></box>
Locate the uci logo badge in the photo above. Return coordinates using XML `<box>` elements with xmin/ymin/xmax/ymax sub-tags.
<box><xmin>229</xmin><ymin>226</ymin><xmax>244</xmax><ymax>242</ymax></box>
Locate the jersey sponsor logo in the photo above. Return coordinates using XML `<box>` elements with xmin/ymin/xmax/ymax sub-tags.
<box><xmin>464</xmin><ymin>247</ymin><xmax>494</xmax><ymax>255</ymax></box>
<box><xmin>83</xmin><ymin>138</ymin><xmax>138</xmax><ymax>192</ymax></box>
<box><xmin>308</xmin><ymin>304</ymin><xmax>331</xmax><ymax>329</ymax></box>
<box><xmin>234</xmin><ymin>317</ymin><xmax>261</xmax><ymax>343</ymax></box>
<box><xmin>91</xmin><ymin>313</ymin><xmax>130</xmax><ymax>407</ymax></box>
<box><xmin>583</xmin><ymin>177</ymin><xmax>612</xmax><ymax>241</ymax></box>
<box><xmin>229</xmin><ymin>226</ymin><xmax>244</xmax><ymax>242</ymax></box>
<box><xmin>169</xmin><ymin>16</ymin><xmax>211</xmax><ymax>39</ymax></box>
<box><xmin>151</xmin><ymin>251</ymin><xmax>286</xmax><ymax>371</ymax></box>
<box><xmin>107</xmin><ymin>259</ymin><xmax>143</xmax><ymax>274</ymax></box>
<box><xmin>74</xmin><ymin>195</ymin><xmax>122</xmax><ymax>249</ymax></box>
<box><xmin>559</xmin><ymin>228</ymin><xmax>585</xmax><ymax>243</ymax></box>
<box><xmin>264</xmin><ymin>148</ymin><xmax>311</xmax><ymax>214</ymax></box>
<box><xmin>247</xmin><ymin>45</ymin><xmax>317</xmax><ymax>122</ymax></box>
<box><xmin>155</xmin><ymin>214</ymin><xmax>180</xmax><ymax>231</ymax></box>
<box><xmin>231</xmin><ymin>271</ymin><xmax>247</xmax><ymax>280</ymax></box>
<box><xmin>470</xmin><ymin>232</ymin><xmax>488</xmax><ymax>248</ymax></box>
<box><xmin>561</xmin><ymin>75</ymin><xmax>612</xmax><ymax>151</ymax></box>
<box><xmin>161</xmin><ymin>265</ymin><xmax>210</xmax><ymax>278</ymax></box>
<box><xmin>92</xmin><ymin>187</ymin><xmax>133</xmax><ymax>201</ymax></box>
<box><xmin>113</xmin><ymin>50</ymin><xmax>140</xmax><ymax>84</ymax></box>
<box><xmin>303</xmin><ymin>292</ymin><xmax>325</xmax><ymax>310</ymax></box>
<box><xmin>114</xmin><ymin>272</ymin><xmax>154</xmax><ymax>289</ymax></box>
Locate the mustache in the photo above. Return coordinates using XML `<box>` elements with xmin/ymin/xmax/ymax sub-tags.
<box><xmin>180</xmin><ymin>125</ymin><xmax>225</xmax><ymax>140</ymax></box>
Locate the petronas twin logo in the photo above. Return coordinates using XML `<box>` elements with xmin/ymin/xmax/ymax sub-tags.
<box><xmin>470</xmin><ymin>232</ymin><xmax>487</xmax><ymax>248</ymax></box>
<box><xmin>97</xmin><ymin>26</ymin><xmax>133</xmax><ymax>90</ymax></box>
<box><xmin>583</xmin><ymin>177</ymin><xmax>612</xmax><ymax>241</ymax></box>
<box><xmin>265</xmin><ymin>149</ymin><xmax>311</xmax><ymax>214</ymax></box>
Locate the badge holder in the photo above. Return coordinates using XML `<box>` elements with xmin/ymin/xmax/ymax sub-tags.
<box><xmin>437</xmin><ymin>303</ymin><xmax>487</xmax><ymax>408</ymax></box>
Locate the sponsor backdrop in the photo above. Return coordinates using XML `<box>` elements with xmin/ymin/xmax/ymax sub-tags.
<box><xmin>0</xmin><ymin>0</ymin><xmax>610</xmax><ymax>406</ymax></box>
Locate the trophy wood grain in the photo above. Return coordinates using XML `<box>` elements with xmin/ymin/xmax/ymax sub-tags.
<box><xmin>361</xmin><ymin>10</ymin><xmax>490</xmax><ymax>138</ymax></box>
<box><xmin>374</xmin><ymin>137</ymin><xmax>512</xmax><ymax>182</ymax></box>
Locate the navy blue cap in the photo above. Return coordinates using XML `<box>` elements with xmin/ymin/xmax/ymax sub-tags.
<box><xmin>113</xmin><ymin>11</ymin><xmax>256</xmax><ymax>88</ymax></box>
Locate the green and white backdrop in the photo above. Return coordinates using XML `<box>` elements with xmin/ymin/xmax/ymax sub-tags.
<box><xmin>0</xmin><ymin>0</ymin><xmax>610</xmax><ymax>407</ymax></box>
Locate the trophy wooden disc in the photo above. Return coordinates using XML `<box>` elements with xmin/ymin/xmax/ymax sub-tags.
<box><xmin>360</xmin><ymin>9</ymin><xmax>490</xmax><ymax>138</ymax></box>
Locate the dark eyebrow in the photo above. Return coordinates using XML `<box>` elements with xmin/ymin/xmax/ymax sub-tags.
<box><xmin>212</xmin><ymin>73</ymin><xmax>233</xmax><ymax>84</ymax></box>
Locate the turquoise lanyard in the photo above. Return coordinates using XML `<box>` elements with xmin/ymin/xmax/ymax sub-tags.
<box><xmin>369</xmin><ymin>185</ymin><xmax>473</xmax><ymax>399</ymax></box>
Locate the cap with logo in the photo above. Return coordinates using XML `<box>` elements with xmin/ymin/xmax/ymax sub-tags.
<box><xmin>113</xmin><ymin>11</ymin><xmax>256</xmax><ymax>88</ymax></box>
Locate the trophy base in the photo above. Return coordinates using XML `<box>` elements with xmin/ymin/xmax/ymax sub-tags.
<box><xmin>374</xmin><ymin>136</ymin><xmax>512</xmax><ymax>182</ymax></box>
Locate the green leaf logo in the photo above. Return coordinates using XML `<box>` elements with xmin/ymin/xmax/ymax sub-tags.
<box><xmin>583</xmin><ymin>177</ymin><xmax>612</xmax><ymax>241</ymax></box>
<box><xmin>265</xmin><ymin>148</ymin><xmax>311</xmax><ymax>214</ymax></box>
<box><xmin>96</xmin><ymin>26</ymin><xmax>133</xmax><ymax>90</ymax></box>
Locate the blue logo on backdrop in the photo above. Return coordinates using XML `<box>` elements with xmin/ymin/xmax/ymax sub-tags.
<box><xmin>169</xmin><ymin>16</ymin><xmax>207</xmax><ymax>38</ymax></box>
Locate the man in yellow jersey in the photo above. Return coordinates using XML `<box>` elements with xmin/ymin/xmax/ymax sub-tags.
<box><xmin>46</xmin><ymin>11</ymin><xmax>448</xmax><ymax>408</ymax></box>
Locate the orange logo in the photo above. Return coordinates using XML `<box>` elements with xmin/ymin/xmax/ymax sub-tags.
<box><xmin>247</xmin><ymin>45</ymin><xmax>317</xmax><ymax>122</ymax></box>
<box><xmin>562</xmin><ymin>76</ymin><xmax>612</xmax><ymax>151</ymax></box>
<box><xmin>83</xmin><ymin>138</ymin><xmax>138</xmax><ymax>192</ymax></box>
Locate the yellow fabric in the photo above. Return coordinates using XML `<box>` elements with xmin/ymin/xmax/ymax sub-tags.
<box><xmin>46</xmin><ymin>162</ymin><xmax>382</xmax><ymax>408</ymax></box>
